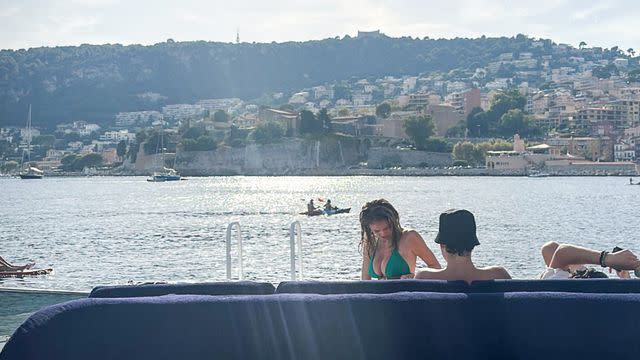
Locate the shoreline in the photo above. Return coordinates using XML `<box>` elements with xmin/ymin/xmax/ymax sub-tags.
<box><xmin>2</xmin><ymin>168</ymin><xmax>638</xmax><ymax>178</ymax></box>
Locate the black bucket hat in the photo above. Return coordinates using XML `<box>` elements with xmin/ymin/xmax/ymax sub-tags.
<box><xmin>434</xmin><ymin>209</ymin><xmax>480</xmax><ymax>249</ymax></box>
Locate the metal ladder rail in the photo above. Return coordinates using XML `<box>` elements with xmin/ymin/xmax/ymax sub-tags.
<box><xmin>289</xmin><ymin>221</ymin><xmax>303</xmax><ymax>280</ymax></box>
<box><xmin>225</xmin><ymin>222</ymin><xmax>243</xmax><ymax>280</ymax></box>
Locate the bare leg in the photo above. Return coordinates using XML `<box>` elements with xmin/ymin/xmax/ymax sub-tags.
<box><xmin>0</xmin><ymin>256</ymin><xmax>34</xmax><ymax>271</ymax></box>
<box><xmin>541</xmin><ymin>241</ymin><xmax>560</xmax><ymax>267</ymax></box>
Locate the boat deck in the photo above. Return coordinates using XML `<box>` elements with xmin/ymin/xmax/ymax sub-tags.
<box><xmin>0</xmin><ymin>287</ymin><xmax>88</xmax><ymax>340</ymax></box>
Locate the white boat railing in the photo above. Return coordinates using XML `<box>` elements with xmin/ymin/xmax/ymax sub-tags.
<box><xmin>225</xmin><ymin>222</ymin><xmax>243</xmax><ymax>280</ymax></box>
<box><xmin>289</xmin><ymin>221</ymin><xmax>303</xmax><ymax>280</ymax></box>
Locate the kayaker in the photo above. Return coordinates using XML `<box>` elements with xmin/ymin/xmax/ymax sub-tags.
<box><xmin>307</xmin><ymin>199</ymin><xmax>317</xmax><ymax>213</ymax></box>
<box><xmin>324</xmin><ymin>199</ymin><xmax>336</xmax><ymax>211</ymax></box>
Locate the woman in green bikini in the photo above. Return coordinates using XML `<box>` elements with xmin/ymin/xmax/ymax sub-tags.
<box><xmin>359</xmin><ymin>199</ymin><xmax>441</xmax><ymax>280</ymax></box>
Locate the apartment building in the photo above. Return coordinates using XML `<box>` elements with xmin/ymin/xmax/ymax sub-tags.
<box><xmin>575</xmin><ymin>100</ymin><xmax>640</xmax><ymax>132</ymax></box>
<box><xmin>444</xmin><ymin>88</ymin><xmax>481</xmax><ymax>115</ymax></box>
<box><xmin>258</xmin><ymin>108</ymin><xmax>299</xmax><ymax>135</ymax></box>
<box><xmin>407</xmin><ymin>93</ymin><xmax>430</xmax><ymax>110</ymax></box>
<box><xmin>382</xmin><ymin>111</ymin><xmax>415</xmax><ymax>138</ymax></box>
<box><xmin>427</xmin><ymin>104</ymin><xmax>464</xmax><ymax>137</ymax></box>
<box><xmin>614</xmin><ymin>142</ymin><xmax>636</xmax><ymax>162</ymax></box>
<box><xmin>115</xmin><ymin>111</ymin><xmax>162</xmax><ymax>127</ymax></box>
<box><xmin>196</xmin><ymin>98</ymin><xmax>242</xmax><ymax>114</ymax></box>
<box><xmin>162</xmin><ymin>104</ymin><xmax>204</xmax><ymax>120</ymax></box>
<box><xmin>99</xmin><ymin>130</ymin><xmax>137</xmax><ymax>143</ymax></box>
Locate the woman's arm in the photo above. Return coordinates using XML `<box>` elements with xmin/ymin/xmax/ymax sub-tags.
<box><xmin>361</xmin><ymin>243</ymin><xmax>372</xmax><ymax>280</ymax></box>
<box><xmin>408</xmin><ymin>230</ymin><xmax>442</xmax><ymax>269</ymax></box>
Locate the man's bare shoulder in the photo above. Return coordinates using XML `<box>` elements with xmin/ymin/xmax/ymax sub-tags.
<box><xmin>481</xmin><ymin>266</ymin><xmax>511</xmax><ymax>279</ymax></box>
<box><xmin>415</xmin><ymin>268</ymin><xmax>445</xmax><ymax>279</ymax></box>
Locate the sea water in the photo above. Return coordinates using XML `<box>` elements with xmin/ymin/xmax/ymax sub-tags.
<box><xmin>1</xmin><ymin>176</ymin><xmax>638</xmax><ymax>291</ymax></box>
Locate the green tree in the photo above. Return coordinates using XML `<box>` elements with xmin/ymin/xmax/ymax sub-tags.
<box><xmin>1</xmin><ymin>160</ymin><xmax>18</xmax><ymax>173</ymax></box>
<box><xmin>127</xmin><ymin>142</ymin><xmax>140</xmax><ymax>162</ymax></box>
<box><xmin>403</xmin><ymin>115</ymin><xmax>435</xmax><ymax>150</ymax></box>
<box><xmin>226</xmin><ymin>125</ymin><xmax>250</xmax><ymax>147</ymax></box>
<box><xmin>453</xmin><ymin>141</ymin><xmax>478</xmax><ymax>165</ymax></box>
<box><xmin>75</xmin><ymin>153</ymin><xmax>103</xmax><ymax>170</ymax></box>
<box><xmin>299</xmin><ymin>110</ymin><xmax>322</xmax><ymax>134</ymax></box>
<box><xmin>337</xmin><ymin>108</ymin><xmax>350</xmax><ymax>117</ymax></box>
<box><xmin>143</xmin><ymin>132</ymin><xmax>161</xmax><ymax>155</ymax></box>
<box><xmin>466</xmin><ymin>107</ymin><xmax>489</xmax><ymax>137</ymax></box>
<box><xmin>422</xmin><ymin>138</ymin><xmax>452</xmax><ymax>153</ymax></box>
<box><xmin>498</xmin><ymin>109</ymin><xmax>528</xmax><ymax>137</ymax></box>
<box><xmin>445</xmin><ymin>121</ymin><xmax>467</xmax><ymax>138</ymax></box>
<box><xmin>63</xmin><ymin>132</ymin><xmax>81</xmax><ymax>142</ymax></box>
<box><xmin>253</xmin><ymin>122</ymin><xmax>284</xmax><ymax>144</ymax></box>
<box><xmin>484</xmin><ymin>89</ymin><xmax>527</xmax><ymax>136</ymax></box>
<box><xmin>628</xmin><ymin>69</ymin><xmax>640</xmax><ymax>83</ymax></box>
<box><xmin>135</xmin><ymin>130</ymin><xmax>147</xmax><ymax>144</ymax></box>
<box><xmin>116</xmin><ymin>140</ymin><xmax>127</xmax><ymax>161</ymax></box>
<box><xmin>182</xmin><ymin>126</ymin><xmax>206</xmax><ymax>140</ymax></box>
<box><xmin>182</xmin><ymin>136</ymin><xmax>217</xmax><ymax>151</ymax></box>
<box><xmin>213</xmin><ymin>109</ymin><xmax>229</xmax><ymax>122</ymax></box>
<box><xmin>579</xmin><ymin>41</ymin><xmax>587</xmax><ymax>49</ymax></box>
<box><xmin>375</xmin><ymin>103</ymin><xmax>391</xmax><ymax>118</ymax></box>
<box><xmin>33</xmin><ymin>135</ymin><xmax>56</xmax><ymax>148</ymax></box>
<box><xmin>60</xmin><ymin>154</ymin><xmax>80</xmax><ymax>170</ymax></box>
<box><xmin>317</xmin><ymin>108</ymin><xmax>332</xmax><ymax>133</ymax></box>
<box><xmin>489</xmin><ymin>89</ymin><xmax>526</xmax><ymax>118</ymax></box>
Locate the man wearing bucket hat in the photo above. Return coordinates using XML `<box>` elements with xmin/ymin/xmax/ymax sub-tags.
<box><xmin>415</xmin><ymin>209</ymin><xmax>511</xmax><ymax>283</ymax></box>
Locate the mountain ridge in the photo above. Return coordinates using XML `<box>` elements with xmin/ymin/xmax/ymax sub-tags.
<box><xmin>0</xmin><ymin>33</ymin><xmax>627</xmax><ymax>128</ymax></box>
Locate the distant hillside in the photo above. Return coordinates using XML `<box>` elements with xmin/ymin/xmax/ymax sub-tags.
<box><xmin>0</xmin><ymin>34</ymin><xmax>614</xmax><ymax>128</ymax></box>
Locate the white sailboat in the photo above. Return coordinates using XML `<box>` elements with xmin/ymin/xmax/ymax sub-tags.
<box><xmin>147</xmin><ymin>124</ymin><xmax>181</xmax><ymax>182</ymax></box>
<box><xmin>19</xmin><ymin>105</ymin><xmax>43</xmax><ymax>179</ymax></box>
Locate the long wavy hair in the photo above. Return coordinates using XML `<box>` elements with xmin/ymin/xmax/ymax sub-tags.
<box><xmin>359</xmin><ymin>199</ymin><xmax>404</xmax><ymax>260</ymax></box>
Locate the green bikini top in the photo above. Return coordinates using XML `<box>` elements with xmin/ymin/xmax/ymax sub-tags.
<box><xmin>368</xmin><ymin>248</ymin><xmax>411</xmax><ymax>279</ymax></box>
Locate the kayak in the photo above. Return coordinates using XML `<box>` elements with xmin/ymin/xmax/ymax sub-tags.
<box><xmin>0</xmin><ymin>268</ymin><xmax>53</xmax><ymax>277</ymax></box>
<box><xmin>299</xmin><ymin>208</ymin><xmax>351</xmax><ymax>216</ymax></box>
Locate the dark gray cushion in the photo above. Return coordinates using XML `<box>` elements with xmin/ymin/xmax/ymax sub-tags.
<box><xmin>88</xmin><ymin>281</ymin><xmax>275</xmax><ymax>298</ymax></box>
<box><xmin>276</xmin><ymin>279</ymin><xmax>469</xmax><ymax>294</ymax></box>
<box><xmin>470</xmin><ymin>279</ymin><xmax>640</xmax><ymax>293</ymax></box>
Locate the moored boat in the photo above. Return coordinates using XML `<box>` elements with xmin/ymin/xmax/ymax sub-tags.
<box><xmin>147</xmin><ymin>167</ymin><xmax>181</xmax><ymax>182</ymax></box>
<box><xmin>147</xmin><ymin>123</ymin><xmax>181</xmax><ymax>182</ymax></box>
<box><xmin>19</xmin><ymin>167</ymin><xmax>44</xmax><ymax>180</ymax></box>
<box><xmin>19</xmin><ymin>106</ymin><xmax>44</xmax><ymax>180</ymax></box>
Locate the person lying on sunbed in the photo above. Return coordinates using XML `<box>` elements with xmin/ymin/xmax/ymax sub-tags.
<box><xmin>539</xmin><ymin>242</ymin><xmax>640</xmax><ymax>279</ymax></box>
<box><xmin>0</xmin><ymin>256</ymin><xmax>35</xmax><ymax>272</ymax></box>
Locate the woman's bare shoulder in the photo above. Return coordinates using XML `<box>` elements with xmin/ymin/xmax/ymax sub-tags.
<box><xmin>402</xmin><ymin>229</ymin><xmax>426</xmax><ymax>242</ymax></box>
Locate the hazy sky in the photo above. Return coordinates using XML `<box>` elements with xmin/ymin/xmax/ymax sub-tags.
<box><xmin>1</xmin><ymin>0</ymin><xmax>638</xmax><ymax>51</ymax></box>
